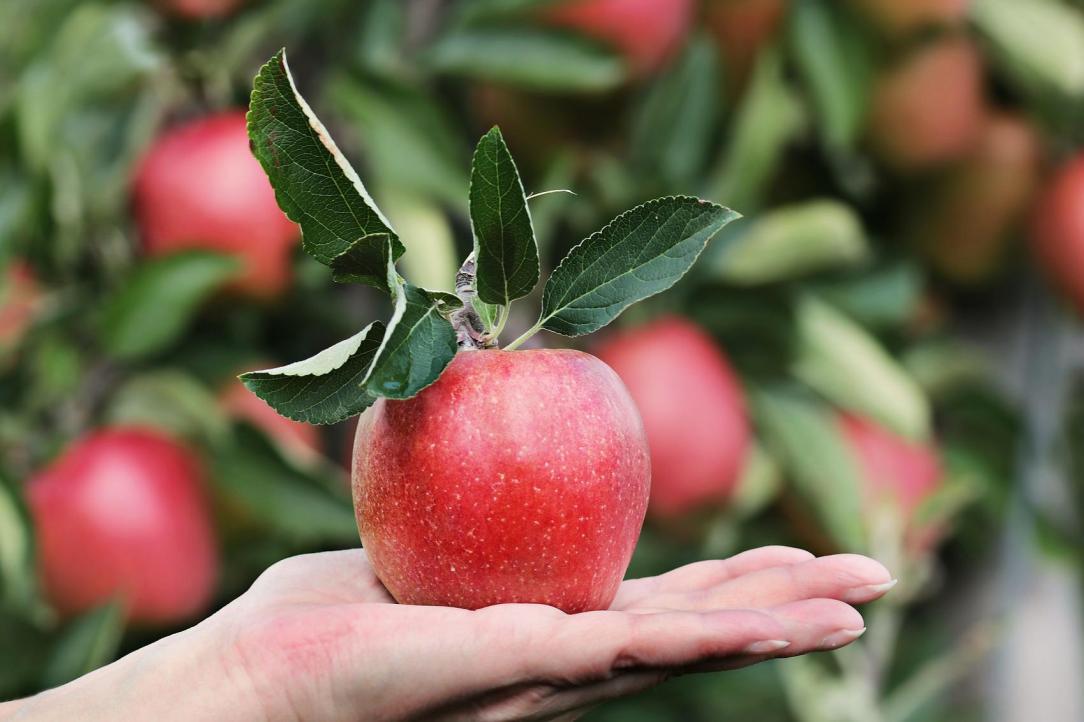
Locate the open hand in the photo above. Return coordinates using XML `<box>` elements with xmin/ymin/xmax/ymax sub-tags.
<box><xmin>3</xmin><ymin>546</ymin><xmax>893</xmax><ymax>722</ymax></box>
<box><xmin>211</xmin><ymin>546</ymin><xmax>894</xmax><ymax>721</ymax></box>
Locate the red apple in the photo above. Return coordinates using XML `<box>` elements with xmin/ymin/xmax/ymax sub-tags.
<box><xmin>1032</xmin><ymin>154</ymin><xmax>1084</xmax><ymax>315</ymax></box>
<box><xmin>542</xmin><ymin>0</ymin><xmax>695</xmax><ymax>76</ymax></box>
<box><xmin>220</xmin><ymin>375</ymin><xmax>322</xmax><ymax>465</ymax></box>
<box><xmin>838</xmin><ymin>414</ymin><xmax>943</xmax><ymax>551</ymax></box>
<box><xmin>132</xmin><ymin>112</ymin><xmax>299</xmax><ymax>299</ymax></box>
<box><xmin>155</xmin><ymin>0</ymin><xmax>245</xmax><ymax>20</ymax></box>
<box><xmin>705</xmin><ymin>0</ymin><xmax>787</xmax><ymax>93</ymax></box>
<box><xmin>867</xmin><ymin>37</ymin><xmax>984</xmax><ymax>172</ymax></box>
<box><xmin>352</xmin><ymin>349</ymin><xmax>650</xmax><ymax>613</ymax></box>
<box><xmin>910</xmin><ymin>112</ymin><xmax>1042</xmax><ymax>284</ymax></box>
<box><xmin>595</xmin><ymin>317</ymin><xmax>750</xmax><ymax>520</ymax></box>
<box><xmin>848</xmin><ymin>0</ymin><xmax>969</xmax><ymax>37</ymax></box>
<box><xmin>0</xmin><ymin>261</ymin><xmax>42</xmax><ymax>351</ymax></box>
<box><xmin>27</xmin><ymin>427</ymin><xmax>218</xmax><ymax>624</ymax></box>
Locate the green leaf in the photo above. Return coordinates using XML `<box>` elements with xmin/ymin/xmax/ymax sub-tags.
<box><xmin>362</xmin><ymin>283</ymin><xmax>459</xmax><ymax>399</ymax></box>
<box><xmin>707</xmin><ymin>200</ymin><xmax>869</xmax><ymax>285</ymax></box>
<box><xmin>972</xmin><ymin>0</ymin><xmax>1084</xmax><ymax>101</ymax></box>
<box><xmin>248</xmin><ymin>49</ymin><xmax>402</xmax><ymax>274</ymax></box>
<box><xmin>630</xmin><ymin>34</ymin><xmax>722</xmax><ymax>186</ymax></box>
<box><xmin>793</xmin><ymin>295</ymin><xmax>930</xmax><ymax>440</ymax></box>
<box><xmin>41</xmin><ymin>600</ymin><xmax>125</xmax><ymax>689</ymax></box>
<box><xmin>211</xmin><ymin>426</ymin><xmax>358</xmax><ymax>544</ymax></box>
<box><xmin>330</xmin><ymin>233</ymin><xmax>400</xmax><ymax>288</ymax></box>
<box><xmin>105</xmin><ymin>370</ymin><xmax>231</xmax><ymax>444</ymax></box>
<box><xmin>0</xmin><ymin>471</ymin><xmax>38</xmax><ymax>614</ymax></box>
<box><xmin>0</xmin><ymin>614</ymin><xmax>51</xmax><ymax>698</ymax></box>
<box><xmin>753</xmin><ymin>386</ymin><xmax>867</xmax><ymax>552</ymax></box>
<box><xmin>326</xmin><ymin>74</ymin><xmax>468</xmax><ymax>210</ymax></box>
<box><xmin>537</xmin><ymin>197</ymin><xmax>740</xmax><ymax>337</ymax></box>
<box><xmin>812</xmin><ymin>262</ymin><xmax>923</xmax><ymax>330</ymax></box>
<box><xmin>426</xmin><ymin>26</ymin><xmax>626</xmax><ymax>92</ymax></box>
<box><xmin>474</xmin><ymin>299</ymin><xmax>504</xmax><ymax>336</ymax></box>
<box><xmin>100</xmin><ymin>252</ymin><xmax>238</xmax><ymax>360</ymax></box>
<box><xmin>383</xmin><ymin>192</ymin><xmax>460</xmax><ymax>293</ymax></box>
<box><xmin>16</xmin><ymin>3</ymin><xmax>160</xmax><ymax>174</ymax></box>
<box><xmin>470</xmin><ymin>126</ymin><xmax>539</xmax><ymax>306</ymax></box>
<box><xmin>788</xmin><ymin>0</ymin><xmax>874</xmax><ymax>150</ymax></box>
<box><xmin>708</xmin><ymin>47</ymin><xmax>805</xmax><ymax>211</ymax></box>
<box><xmin>240</xmin><ymin>322</ymin><xmax>385</xmax><ymax>425</ymax></box>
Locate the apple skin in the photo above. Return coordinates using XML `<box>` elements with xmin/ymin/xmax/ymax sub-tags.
<box><xmin>867</xmin><ymin>37</ymin><xmax>984</xmax><ymax>172</ymax></box>
<box><xmin>704</xmin><ymin>0</ymin><xmax>787</xmax><ymax>93</ymax></box>
<box><xmin>0</xmin><ymin>261</ymin><xmax>42</xmax><ymax>351</ymax></box>
<box><xmin>155</xmin><ymin>0</ymin><xmax>244</xmax><ymax>20</ymax></box>
<box><xmin>838</xmin><ymin>415</ymin><xmax>943</xmax><ymax>551</ymax></box>
<box><xmin>132</xmin><ymin>112</ymin><xmax>299</xmax><ymax>299</ymax></box>
<box><xmin>352</xmin><ymin>349</ymin><xmax>650</xmax><ymax>613</ymax></box>
<box><xmin>26</xmin><ymin>427</ymin><xmax>218</xmax><ymax>624</ymax></box>
<box><xmin>542</xmin><ymin>0</ymin><xmax>696</xmax><ymax>76</ymax></box>
<box><xmin>1032</xmin><ymin>155</ymin><xmax>1084</xmax><ymax>316</ymax></box>
<box><xmin>848</xmin><ymin>0</ymin><xmax>969</xmax><ymax>37</ymax></box>
<box><xmin>595</xmin><ymin>317</ymin><xmax>750</xmax><ymax>521</ymax></box>
<box><xmin>910</xmin><ymin>112</ymin><xmax>1042</xmax><ymax>284</ymax></box>
<box><xmin>220</xmin><ymin>376</ymin><xmax>322</xmax><ymax>464</ymax></box>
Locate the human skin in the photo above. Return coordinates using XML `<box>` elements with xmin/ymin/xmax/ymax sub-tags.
<box><xmin>0</xmin><ymin>546</ymin><xmax>894</xmax><ymax>722</ymax></box>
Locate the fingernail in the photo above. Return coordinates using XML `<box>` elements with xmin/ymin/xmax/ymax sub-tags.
<box><xmin>742</xmin><ymin>639</ymin><xmax>791</xmax><ymax>655</ymax></box>
<box><xmin>843</xmin><ymin>578</ymin><xmax>898</xmax><ymax>602</ymax></box>
<box><xmin>819</xmin><ymin>628</ymin><xmax>866</xmax><ymax>649</ymax></box>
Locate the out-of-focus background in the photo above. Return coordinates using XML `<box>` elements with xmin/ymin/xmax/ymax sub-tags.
<box><xmin>2</xmin><ymin>0</ymin><xmax>1084</xmax><ymax>719</ymax></box>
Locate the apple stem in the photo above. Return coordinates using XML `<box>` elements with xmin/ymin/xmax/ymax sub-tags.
<box><xmin>503</xmin><ymin>322</ymin><xmax>542</xmax><ymax>351</ymax></box>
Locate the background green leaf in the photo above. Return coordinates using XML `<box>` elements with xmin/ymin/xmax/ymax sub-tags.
<box><xmin>211</xmin><ymin>426</ymin><xmax>358</xmax><ymax>544</ymax></box>
<box><xmin>788</xmin><ymin>0</ymin><xmax>874</xmax><ymax>151</ymax></box>
<box><xmin>707</xmin><ymin>200</ymin><xmax>869</xmax><ymax>285</ymax></box>
<box><xmin>426</xmin><ymin>26</ymin><xmax>626</xmax><ymax>92</ymax></box>
<box><xmin>630</xmin><ymin>35</ymin><xmax>722</xmax><ymax>188</ymax></box>
<box><xmin>41</xmin><ymin>600</ymin><xmax>124</xmax><ymax>689</ymax></box>
<box><xmin>99</xmin><ymin>251</ymin><xmax>238</xmax><ymax>360</ymax></box>
<box><xmin>708</xmin><ymin>47</ymin><xmax>805</xmax><ymax>211</ymax></box>
<box><xmin>793</xmin><ymin>295</ymin><xmax>931</xmax><ymax>440</ymax></box>
<box><xmin>753</xmin><ymin>386</ymin><xmax>867</xmax><ymax>552</ymax></box>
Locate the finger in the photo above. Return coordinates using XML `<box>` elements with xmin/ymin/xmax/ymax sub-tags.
<box><xmin>612</xmin><ymin>546</ymin><xmax>815</xmax><ymax>610</ymax></box>
<box><xmin>528</xmin><ymin>607</ymin><xmax>790</xmax><ymax>684</ymax></box>
<box><xmin>248</xmin><ymin>549</ymin><xmax>394</xmax><ymax>604</ymax></box>
<box><xmin>642</xmin><ymin>554</ymin><xmax>894</xmax><ymax>612</ymax></box>
<box><xmin>537</xmin><ymin>671</ymin><xmax>668</xmax><ymax>721</ymax></box>
<box><xmin>684</xmin><ymin>598</ymin><xmax>867</xmax><ymax>674</ymax></box>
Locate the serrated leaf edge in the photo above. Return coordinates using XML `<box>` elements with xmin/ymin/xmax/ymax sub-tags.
<box><xmin>538</xmin><ymin>195</ymin><xmax>740</xmax><ymax>336</ymax></box>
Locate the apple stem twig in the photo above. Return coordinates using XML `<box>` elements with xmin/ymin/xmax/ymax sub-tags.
<box><xmin>504</xmin><ymin>323</ymin><xmax>542</xmax><ymax>351</ymax></box>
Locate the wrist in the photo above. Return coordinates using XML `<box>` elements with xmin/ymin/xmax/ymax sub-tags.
<box><xmin>7</xmin><ymin>615</ymin><xmax>255</xmax><ymax>722</ymax></box>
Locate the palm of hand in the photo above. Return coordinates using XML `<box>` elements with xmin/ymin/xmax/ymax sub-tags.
<box><xmin>209</xmin><ymin>547</ymin><xmax>892</xmax><ymax>722</ymax></box>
